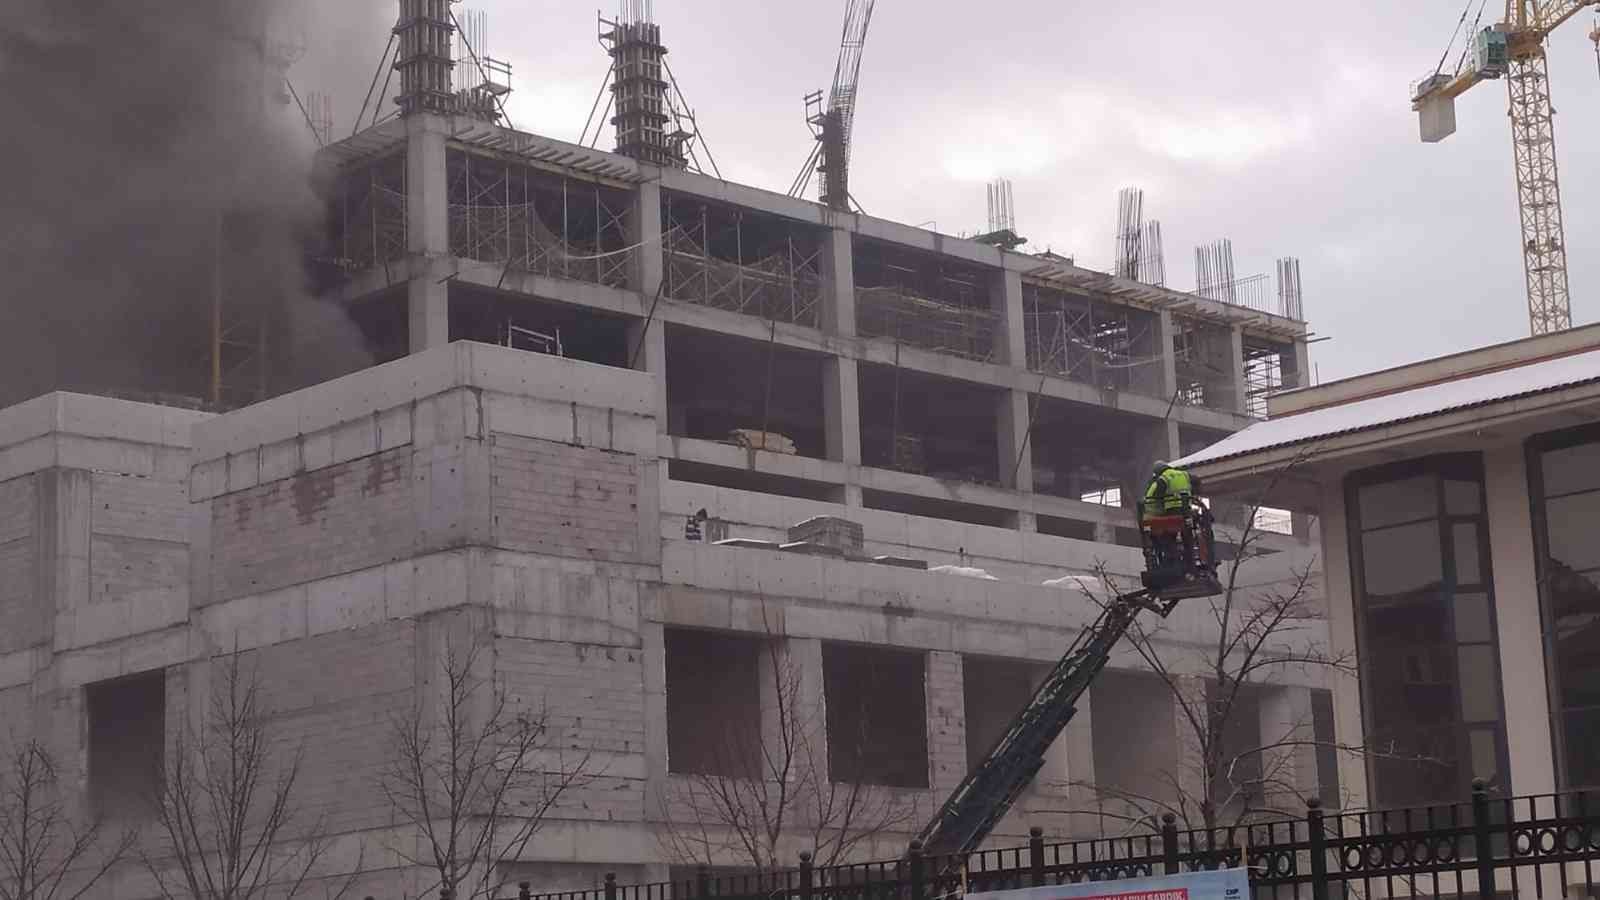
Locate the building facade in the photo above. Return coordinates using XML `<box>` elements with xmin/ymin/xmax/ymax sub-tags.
<box><xmin>1183</xmin><ymin>324</ymin><xmax>1600</xmax><ymax>811</ymax></box>
<box><xmin>0</xmin><ymin>111</ymin><xmax>1328</xmax><ymax>897</ymax></box>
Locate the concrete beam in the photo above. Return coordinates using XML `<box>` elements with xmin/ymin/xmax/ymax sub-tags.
<box><xmin>997</xmin><ymin>390</ymin><xmax>1034</xmax><ymax>494</ymax></box>
<box><xmin>1229</xmin><ymin>325</ymin><xmax>1249</xmax><ymax>416</ymax></box>
<box><xmin>632</xmin><ymin>180</ymin><xmax>663</xmax><ymax>297</ymax></box>
<box><xmin>996</xmin><ymin>269</ymin><xmax>1026</xmax><ymax>369</ymax></box>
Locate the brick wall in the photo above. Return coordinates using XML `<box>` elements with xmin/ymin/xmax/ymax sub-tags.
<box><xmin>0</xmin><ymin>476</ymin><xmax>36</xmax><ymax>654</ymax></box>
<box><xmin>496</xmin><ymin>636</ymin><xmax>647</xmax><ymax>823</ymax></box>
<box><xmin>246</xmin><ymin>620</ymin><xmax>417</xmax><ymax>834</ymax></box>
<box><xmin>211</xmin><ymin>448</ymin><xmax>415</xmax><ymax>602</ymax></box>
<box><xmin>491</xmin><ymin>435</ymin><xmax>640</xmax><ymax>562</ymax></box>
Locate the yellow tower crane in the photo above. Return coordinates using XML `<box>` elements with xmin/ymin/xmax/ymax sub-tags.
<box><xmin>1412</xmin><ymin>0</ymin><xmax>1599</xmax><ymax>336</ymax></box>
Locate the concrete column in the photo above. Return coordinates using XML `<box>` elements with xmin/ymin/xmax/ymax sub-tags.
<box><xmin>994</xmin><ymin>268</ymin><xmax>1026</xmax><ymax>368</ymax></box>
<box><xmin>1483</xmin><ymin>443</ymin><xmax>1555</xmax><ymax>795</ymax></box>
<box><xmin>631</xmin><ymin>180</ymin><xmax>663</xmax><ymax>297</ymax></box>
<box><xmin>1320</xmin><ymin>487</ymin><xmax>1371</xmax><ymax>809</ymax></box>
<box><xmin>823</xmin><ymin>356</ymin><xmax>863</xmax><ymax>507</ymax></box>
<box><xmin>1282</xmin><ymin>338</ymin><xmax>1312</xmax><ymax>390</ymax></box>
<box><xmin>626</xmin><ymin>319</ymin><xmax>668</xmax><ymax>434</ymax></box>
<box><xmin>1229</xmin><ymin>325</ymin><xmax>1249</xmax><ymax>416</ymax></box>
<box><xmin>765</xmin><ymin>637</ymin><xmax>828</xmax><ymax>783</ymax></box>
<box><xmin>926</xmin><ymin>651</ymin><xmax>966</xmax><ymax>796</ymax></box>
<box><xmin>641</xmin><ymin>621</ymin><xmax>669</xmax><ymax>816</ymax></box>
<box><xmin>1258</xmin><ymin>685</ymin><xmax>1318</xmax><ymax>808</ymax></box>
<box><xmin>820</xmin><ymin>228</ymin><xmax>856</xmax><ymax>337</ymax></box>
<box><xmin>997</xmin><ymin>389</ymin><xmax>1034</xmax><ymax>493</ymax></box>
<box><xmin>406</xmin><ymin>113</ymin><xmax>451</xmax><ymax>352</ymax></box>
<box><xmin>1156</xmin><ymin>311</ymin><xmax>1179</xmax><ymax>400</ymax></box>
<box><xmin>1172</xmin><ymin>675</ymin><xmax>1209</xmax><ymax>805</ymax></box>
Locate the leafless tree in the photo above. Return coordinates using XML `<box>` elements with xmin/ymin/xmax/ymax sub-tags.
<box><xmin>378</xmin><ymin>639</ymin><xmax>591</xmax><ymax>900</ymax></box>
<box><xmin>0</xmin><ymin>739</ymin><xmax>134</xmax><ymax>900</ymax></box>
<box><xmin>144</xmin><ymin>651</ymin><xmax>361</xmax><ymax>900</ymax></box>
<box><xmin>658</xmin><ymin>613</ymin><xmax>921</xmax><ymax>874</ymax></box>
<box><xmin>1061</xmin><ymin>451</ymin><xmax>1436</xmax><ymax>832</ymax></box>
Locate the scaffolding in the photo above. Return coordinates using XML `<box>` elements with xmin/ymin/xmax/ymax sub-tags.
<box><xmin>661</xmin><ymin>194</ymin><xmax>822</xmax><ymax>327</ymax></box>
<box><xmin>1243</xmin><ymin>337</ymin><xmax>1287</xmax><ymax>419</ymax></box>
<box><xmin>446</xmin><ymin>149</ymin><xmax>633</xmax><ymax>289</ymax></box>
<box><xmin>331</xmin><ymin>152</ymin><xmax>407</xmax><ymax>274</ymax></box>
<box><xmin>1021</xmin><ymin>283</ymin><xmax>1161</xmax><ymax>395</ymax></box>
<box><xmin>854</xmin><ymin>242</ymin><xmax>997</xmax><ymax>362</ymax></box>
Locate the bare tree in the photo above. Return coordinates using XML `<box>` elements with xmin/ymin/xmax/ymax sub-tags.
<box><xmin>658</xmin><ymin>614</ymin><xmax>921</xmax><ymax>873</ymax></box>
<box><xmin>0</xmin><ymin>739</ymin><xmax>133</xmax><ymax>900</ymax></box>
<box><xmin>144</xmin><ymin>651</ymin><xmax>360</xmax><ymax>900</ymax></box>
<box><xmin>378</xmin><ymin>639</ymin><xmax>591</xmax><ymax>900</ymax></box>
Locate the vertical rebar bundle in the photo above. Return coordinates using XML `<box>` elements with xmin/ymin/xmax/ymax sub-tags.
<box><xmin>394</xmin><ymin>0</ymin><xmax>455</xmax><ymax>117</ymax></box>
<box><xmin>1276</xmin><ymin>257</ymin><xmax>1305</xmax><ymax>321</ymax></box>
<box><xmin>1194</xmin><ymin>239</ymin><xmax>1237</xmax><ymax>305</ymax></box>
<box><xmin>1114</xmin><ymin>188</ymin><xmax>1143</xmax><ymax>281</ymax></box>
<box><xmin>987</xmin><ymin>179</ymin><xmax>1016</xmax><ymax>234</ymax></box>
<box><xmin>1138</xmin><ymin>221</ymin><xmax>1165</xmax><ymax>287</ymax></box>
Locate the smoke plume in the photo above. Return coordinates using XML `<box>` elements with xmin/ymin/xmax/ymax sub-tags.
<box><xmin>0</xmin><ymin>0</ymin><xmax>390</xmax><ymax>409</ymax></box>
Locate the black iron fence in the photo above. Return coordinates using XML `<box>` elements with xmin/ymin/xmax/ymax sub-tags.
<box><xmin>518</xmin><ymin>783</ymin><xmax>1600</xmax><ymax>900</ymax></box>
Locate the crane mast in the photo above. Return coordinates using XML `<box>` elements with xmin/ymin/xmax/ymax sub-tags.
<box><xmin>1412</xmin><ymin>0</ymin><xmax>1597</xmax><ymax>335</ymax></box>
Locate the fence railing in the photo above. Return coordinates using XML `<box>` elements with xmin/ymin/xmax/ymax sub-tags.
<box><xmin>515</xmin><ymin>782</ymin><xmax>1600</xmax><ymax>900</ymax></box>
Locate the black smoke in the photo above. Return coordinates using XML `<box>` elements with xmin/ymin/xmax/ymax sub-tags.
<box><xmin>0</xmin><ymin>0</ymin><xmax>389</xmax><ymax>409</ymax></box>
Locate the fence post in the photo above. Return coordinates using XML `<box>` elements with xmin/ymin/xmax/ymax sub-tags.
<box><xmin>1471</xmin><ymin>779</ymin><xmax>1495</xmax><ymax>900</ymax></box>
<box><xmin>800</xmin><ymin>851</ymin><xmax>814</xmax><ymax>900</ymax></box>
<box><xmin>1161</xmin><ymin>814</ymin><xmax>1180</xmax><ymax>876</ymax></box>
<box><xmin>697</xmin><ymin>864</ymin><xmax>711</xmax><ymax>900</ymax></box>
<box><xmin>604</xmin><ymin>874</ymin><xmax>616</xmax><ymax>900</ymax></box>
<box><xmin>439</xmin><ymin>889</ymin><xmax>452</xmax><ymax>900</ymax></box>
<box><xmin>1306</xmin><ymin>797</ymin><xmax>1328</xmax><ymax>900</ymax></box>
<box><xmin>1029</xmin><ymin>826</ymin><xmax>1045</xmax><ymax>887</ymax></box>
<box><xmin>909</xmin><ymin>840</ymin><xmax>926</xmax><ymax>900</ymax></box>
<box><xmin>520</xmin><ymin>883</ymin><xmax>534</xmax><ymax>900</ymax></box>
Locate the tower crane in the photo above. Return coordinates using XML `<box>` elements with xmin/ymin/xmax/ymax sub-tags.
<box><xmin>787</xmin><ymin>0</ymin><xmax>876</xmax><ymax>212</ymax></box>
<box><xmin>1411</xmin><ymin>0</ymin><xmax>1599</xmax><ymax>336</ymax></box>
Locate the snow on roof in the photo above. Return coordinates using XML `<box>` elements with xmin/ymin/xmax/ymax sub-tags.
<box><xmin>1178</xmin><ymin>346</ymin><xmax>1600</xmax><ymax>468</ymax></box>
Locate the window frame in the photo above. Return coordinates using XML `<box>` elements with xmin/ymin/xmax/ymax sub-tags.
<box><xmin>1344</xmin><ymin>452</ymin><xmax>1511</xmax><ymax>805</ymax></box>
<box><xmin>1525</xmin><ymin>422</ymin><xmax>1600</xmax><ymax>790</ymax></box>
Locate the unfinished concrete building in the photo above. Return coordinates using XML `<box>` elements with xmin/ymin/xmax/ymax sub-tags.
<box><xmin>0</xmin><ymin>24</ymin><xmax>1327</xmax><ymax>896</ymax></box>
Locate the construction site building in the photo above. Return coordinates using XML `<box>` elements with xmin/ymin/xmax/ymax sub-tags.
<box><xmin>0</xmin><ymin>111</ymin><xmax>1324</xmax><ymax>897</ymax></box>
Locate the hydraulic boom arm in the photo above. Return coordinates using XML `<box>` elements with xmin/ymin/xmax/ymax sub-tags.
<box><xmin>913</xmin><ymin>587</ymin><xmax>1185</xmax><ymax>859</ymax></box>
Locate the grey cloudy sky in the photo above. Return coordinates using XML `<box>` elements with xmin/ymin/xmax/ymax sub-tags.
<box><xmin>312</xmin><ymin>0</ymin><xmax>1600</xmax><ymax>383</ymax></box>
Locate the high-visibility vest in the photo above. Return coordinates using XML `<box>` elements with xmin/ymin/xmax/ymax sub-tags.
<box><xmin>1143</xmin><ymin>467</ymin><xmax>1192</xmax><ymax>517</ymax></box>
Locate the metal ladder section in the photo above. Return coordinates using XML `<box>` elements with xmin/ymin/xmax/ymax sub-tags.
<box><xmin>913</xmin><ymin>587</ymin><xmax>1189</xmax><ymax>860</ymax></box>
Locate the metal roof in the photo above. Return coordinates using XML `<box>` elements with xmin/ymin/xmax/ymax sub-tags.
<box><xmin>1178</xmin><ymin>346</ymin><xmax>1600</xmax><ymax>468</ymax></box>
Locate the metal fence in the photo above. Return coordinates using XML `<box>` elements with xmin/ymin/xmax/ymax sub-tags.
<box><xmin>519</xmin><ymin>783</ymin><xmax>1600</xmax><ymax>900</ymax></box>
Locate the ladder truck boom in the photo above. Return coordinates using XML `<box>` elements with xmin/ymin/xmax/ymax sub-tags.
<box><xmin>914</xmin><ymin>495</ymin><xmax>1221</xmax><ymax>860</ymax></box>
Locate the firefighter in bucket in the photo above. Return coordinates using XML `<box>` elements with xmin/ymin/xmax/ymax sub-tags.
<box><xmin>1139</xmin><ymin>461</ymin><xmax>1220</xmax><ymax>595</ymax></box>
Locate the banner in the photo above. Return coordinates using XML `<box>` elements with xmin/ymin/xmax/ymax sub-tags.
<box><xmin>966</xmin><ymin>868</ymin><xmax>1249</xmax><ymax>900</ymax></box>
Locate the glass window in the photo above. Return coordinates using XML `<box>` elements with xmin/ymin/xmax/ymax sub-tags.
<box><xmin>1445</xmin><ymin>479</ymin><xmax>1482</xmax><ymax>515</ymax></box>
<box><xmin>1456</xmin><ymin>645</ymin><xmax>1500</xmax><ymax>723</ymax></box>
<box><xmin>1453</xmin><ymin>523</ymin><xmax>1483</xmax><ymax>587</ymax></box>
<box><xmin>1529</xmin><ymin>425</ymin><xmax>1600</xmax><ymax>790</ymax></box>
<box><xmin>1349</xmin><ymin>454</ymin><xmax>1509</xmax><ymax>805</ymax></box>
<box><xmin>1546</xmin><ymin>492</ymin><xmax>1600</xmax><ymax>571</ymax></box>
<box><xmin>1541</xmin><ymin>441</ymin><xmax>1600</xmax><ymax>496</ymax></box>
<box><xmin>1358</xmin><ymin>475</ymin><xmax>1438</xmax><ymax>529</ymax></box>
<box><xmin>1454</xmin><ymin>593</ymin><xmax>1493</xmax><ymax>643</ymax></box>
<box><xmin>1361</xmin><ymin>521</ymin><xmax>1442</xmax><ymax>595</ymax></box>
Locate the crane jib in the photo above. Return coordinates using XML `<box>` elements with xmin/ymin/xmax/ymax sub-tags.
<box><xmin>913</xmin><ymin>588</ymin><xmax>1179</xmax><ymax>860</ymax></box>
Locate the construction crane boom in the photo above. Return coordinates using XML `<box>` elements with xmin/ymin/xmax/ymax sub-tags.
<box><xmin>914</xmin><ymin>582</ymin><xmax>1201</xmax><ymax>859</ymax></box>
<box><xmin>788</xmin><ymin>0</ymin><xmax>876</xmax><ymax>210</ymax></box>
<box><xmin>1412</xmin><ymin>0</ymin><xmax>1599</xmax><ymax>336</ymax></box>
